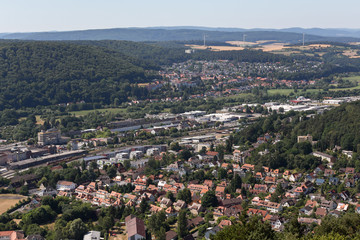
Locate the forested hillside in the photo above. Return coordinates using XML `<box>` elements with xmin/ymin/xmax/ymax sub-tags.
<box><xmin>233</xmin><ymin>101</ymin><xmax>360</xmax><ymax>170</ymax></box>
<box><xmin>0</xmin><ymin>41</ymin><xmax>155</xmax><ymax>109</ymax></box>
<box><xmin>0</xmin><ymin>39</ymin><xmax>358</xmax><ymax>111</ymax></box>
<box><xmin>73</xmin><ymin>40</ymin><xmax>189</xmax><ymax>65</ymax></box>
<box><xmin>0</xmin><ymin>40</ymin><xmax>319</xmax><ymax>111</ymax></box>
<box><xmin>293</xmin><ymin>101</ymin><xmax>360</xmax><ymax>151</ymax></box>
<box><xmin>73</xmin><ymin>40</ymin><xmax>292</xmax><ymax>65</ymax></box>
<box><xmin>2</xmin><ymin>28</ymin><xmax>359</xmax><ymax>43</ymax></box>
<box><xmin>237</xmin><ymin>101</ymin><xmax>360</xmax><ymax>152</ymax></box>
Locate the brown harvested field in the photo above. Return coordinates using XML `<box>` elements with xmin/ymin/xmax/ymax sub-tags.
<box><xmin>343</xmin><ymin>49</ymin><xmax>360</xmax><ymax>58</ymax></box>
<box><xmin>226</xmin><ymin>41</ymin><xmax>257</xmax><ymax>46</ymax></box>
<box><xmin>209</xmin><ymin>46</ymin><xmax>245</xmax><ymax>51</ymax></box>
<box><xmin>308</xmin><ymin>44</ymin><xmax>332</xmax><ymax>48</ymax></box>
<box><xmin>257</xmin><ymin>43</ymin><xmax>287</xmax><ymax>52</ymax></box>
<box><xmin>0</xmin><ymin>194</ymin><xmax>27</xmax><ymax>214</ymax></box>
<box><xmin>270</xmin><ymin>50</ymin><xmax>301</xmax><ymax>56</ymax></box>
<box><xmin>186</xmin><ymin>42</ymin><xmax>334</xmax><ymax>53</ymax></box>
<box><xmin>36</xmin><ymin>116</ymin><xmax>44</xmax><ymax>125</ymax></box>
<box><xmin>263</xmin><ymin>43</ymin><xmax>333</xmax><ymax>54</ymax></box>
<box><xmin>255</xmin><ymin>40</ymin><xmax>278</xmax><ymax>44</ymax></box>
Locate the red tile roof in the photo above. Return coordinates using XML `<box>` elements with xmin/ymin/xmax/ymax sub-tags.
<box><xmin>126</xmin><ymin>216</ymin><xmax>146</xmax><ymax>239</ymax></box>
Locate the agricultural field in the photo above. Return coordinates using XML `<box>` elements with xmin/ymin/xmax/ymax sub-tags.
<box><xmin>342</xmin><ymin>75</ymin><xmax>360</xmax><ymax>84</ymax></box>
<box><xmin>267</xmin><ymin>88</ymin><xmax>322</xmax><ymax>96</ymax></box>
<box><xmin>330</xmin><ymin>85</ymin><xmax>360</xmax><ymax>91</ymax></box>
<box><xmin>69</xmin><ymin>108</ymin><xmax>127</xmax><ymax>117</ymax></box>
<box><xmin>257</xmin><ymin>43</ymin><xmax>287</xmax><ymax>52</ymax></box>
<box><xmin>217</xmin><ymin>92</ymin><xmax>253</xmax><ymax>101</ymax></box>
<box><xmin>0</xmin><ymin>194</ymin><xmax>27</xmax><ymax>215</ymax></box>
<box><xmin>226</xmin><ymin>41</ymin><xmax>258</xmax><ymax>46</ymax></box>
<box><xmin>342</xmin><ymin>49</ymin><xmax>360</xmax><ymax>58</ymax></box>
<box><xmin>187</xmin><ymin>41</ymin><xmax>358</xmax><ymax>60</ymax></box>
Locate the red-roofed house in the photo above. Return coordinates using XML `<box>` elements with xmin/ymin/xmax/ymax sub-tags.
<box><xmin>241</xmin><ymin>164</ymin><xmax>255</xmax><ymax>171</ymax></box>
<box><xmin>125</xmin><ymin>216</ymin><xmax>146</xmax><ymax>240</ymax></box>
<box><xmin>215</xmin><ymin>186</ymin><xmax>225</xmax><ymax>199</ymax></box>
<box><xmin>0</xmin><ymin>231</ymin><xmax>24</xmax><ymax>240</ymax></box>
<box><xmin>218</xmin><ymin>219</ymin><xmax>232</xmax><ymax>229</ymax></box>
<box><xmin>206</xmin><ymin>151</ymin><xmax>219</xmax><ymax>160</ymax></box>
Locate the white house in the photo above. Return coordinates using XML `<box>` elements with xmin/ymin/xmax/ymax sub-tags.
<box><xmin>146</xmin><ymin>148</ymin><xmax>160</xmax><ymax>156</ymax></box>
<box><xmin>129</xmin><ymin>151</ymin><xmax>144</xmax><ymax>159</ymax></box>
<box><xmin>56</xmin><ymin>181</ymin><xmax>76</xmax><ymax>192</ymax></box>
<box><xmin>83</xmin><ymin>231</ymin><xmax>101</xmax><ymax>240</ymax></box>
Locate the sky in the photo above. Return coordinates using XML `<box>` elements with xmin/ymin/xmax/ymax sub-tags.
<box><xmin>1</xmin><ymin>0</ymin><xmax>360</xmax><ymax>32</ymax></box>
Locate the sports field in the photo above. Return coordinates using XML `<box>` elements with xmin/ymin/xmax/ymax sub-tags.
<box><xmin>0</xmin><ymin>194</ymin><xmax>27</xmax><ymax>215</ymax></box>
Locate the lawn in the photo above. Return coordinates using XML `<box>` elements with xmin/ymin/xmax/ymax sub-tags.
<box><xmin>0</xmin><ymin>194</ymin><xmax>27</xmax><ymax>215</ymax></box>
<box><xmin>70</xmin><ymin>108</ymin><xmax>127</xmax><ymax>117</ymax></box>
<box><xmin>341</xmin><ymin>75</ymin><xmax>360</xmax><ymax>84</ymax></box>
<box><xmin>19</xmin><ymin>115</ymin><xmax>50</xmax><ymax>125</ymax></box>
<box><xmin>329</xmin><ymin>85</ymin><xmax>360</xmax><ymax>91</ymax></box>
<box><xmin>267</xmin><ymin>89</ymin><xmax>295</xmax><ymax>96</ymax></box>
<box><xmin>268</xmin><ymin>88</ymin><xmax>328</xmax><ymax>96</ymax></box>
<box><xmin>267</xmin><ymin>86</ymin><xmax>360</xmax><ymax>96</ymax></box>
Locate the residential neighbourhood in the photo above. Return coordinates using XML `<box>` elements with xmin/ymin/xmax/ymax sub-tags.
<box><xmin>1</xmin><ymin>43</ymin><xmax>360</xmax><ymax>240</ymax></box>
<box><xmin>1</xmin><ymin>125</ymin><xmax>359</xmax><ymax>239</ymax></box>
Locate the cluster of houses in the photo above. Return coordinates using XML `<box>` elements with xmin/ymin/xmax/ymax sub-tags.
<box><xmin>7</xmin><ymin>128</ymin><xmax>360</xmax><ymax>239</ymax></box>
<box><xmin>49</xmin><ymin>141</ymin><xmax>359</xmax><ymax>238</ymax></box>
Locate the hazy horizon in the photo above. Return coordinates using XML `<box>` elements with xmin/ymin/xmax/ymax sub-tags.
<box><xmin>1</xmin><ymin>0</ymin><xmax>360</xmax><ymax>32</ymax></box>
<box><xmin>1</xmin><ymin>26</ymin><xmax>360</xmax><ymax>34</ymax></box>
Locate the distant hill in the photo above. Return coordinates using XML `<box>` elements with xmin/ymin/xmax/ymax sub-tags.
<box><xmin>1</xmin><ymin>28</ymin><xmax>359</xmax><ymax>43</ymax></box>
<box><xmin>0</xmin><ymin>41</ymin><xmax>155</xmax><ymax>109</ymax></box>
<box><xmin>149</xmin><ymin>26</ymin><xmax>360</xmax><ymax>38</ymax></box>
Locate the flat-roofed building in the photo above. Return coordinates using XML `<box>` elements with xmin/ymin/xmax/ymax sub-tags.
<box><xmin>38</xmin><ymin>128</ymin><xmax>62</xmax><ymax>145</ymax></box>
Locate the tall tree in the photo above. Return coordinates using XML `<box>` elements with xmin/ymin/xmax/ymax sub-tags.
<box><xmin>177</xmin><ymin>188</ymin><xmax>192</xmax><ymax>204</ymax></box>
<box><xmin>177</xmin><ymin>210</ymin><xmax>188</xmax><ymax>239</ymax></box>
<box><xmin>201</xmin><ymin>191</ymin><xmax>218</xmax><ymax>208</ymax></box>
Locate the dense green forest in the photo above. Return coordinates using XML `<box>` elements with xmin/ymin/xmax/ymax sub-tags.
<box><xmin>1</xmin><ymin>39</ymin><xmax>360</xmax><ymax>112</ymax></box>
<box><xmin>293</xmin><ymin>101</ymin><xmax>360</xmax><ymax>151</ymax></box>
<box><xmin>233</xmin><ymin>101</ymin><xmax>360</xmax><ymax>170</ymax></box>
<box><xmin>73</xmin><ymin>40</ymin><xmax>189</xmax><ymax>65</ymax></box>
<box><xmin>0</xmin><ymin>41</ymin><xmax>155</xmax><ymax>109</ymax></box>
<box><xmin>0</xmin><ymin>40</ymin><xmax>315</xmax><ymax>110</ymax></box>
<box><xmin>73</xmin><ymin>40</ymin><xmax>293</xmax><ymax>65</ymax></box>
<box><xmin>236</xmin><ymin>101</ymin><xmax>360</xmax><ymax>152</ymax></box>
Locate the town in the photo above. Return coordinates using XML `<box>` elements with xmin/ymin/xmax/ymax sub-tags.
<box><xmin>1</xmin><ymin>22</ymin><xmax>360</xmax><ymax>240</ymax></box>
<box><xmin>1</xmin><ymin>92</ymin><xmax>360</xmax><ymax>239</ymax></box>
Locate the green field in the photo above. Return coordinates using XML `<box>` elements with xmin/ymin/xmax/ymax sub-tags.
<box><xmin>267</xmin><ymin>86</ymin><xmax>360</xmax><ymax>96</ymax></box>
<box><xmin>329</xmin><ymin>85</ymin><xmax>360</xmax><ymax>91</ymax></box>
<box><xmin>342</xmin><ymin>75</ymin><xmax>360</xmax><ymax>84</ymax></box>
<box><xmin>70</xmin><ymin>108</ymin><xmax>127</xmax><ymax>117</ymax></box>
<box><xmin>267</xmin><ymin>88</ymin><xmax>322</xmax><ymax>96</ymax></box>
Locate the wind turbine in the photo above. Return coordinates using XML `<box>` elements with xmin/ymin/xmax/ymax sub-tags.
<box><xmin>243</xmin><ymin>34</ymin><xmax>247</xmax><ymax>43</ymax></box>
<box><xmin>203</xmin><ymin>34</ymin><xmax>208</xmax><ymax>47</ymax></box>
<box><xmin>302</xmin><ymin>33</ymin><xmax>305</xmax><ymax>46</ymax></box>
